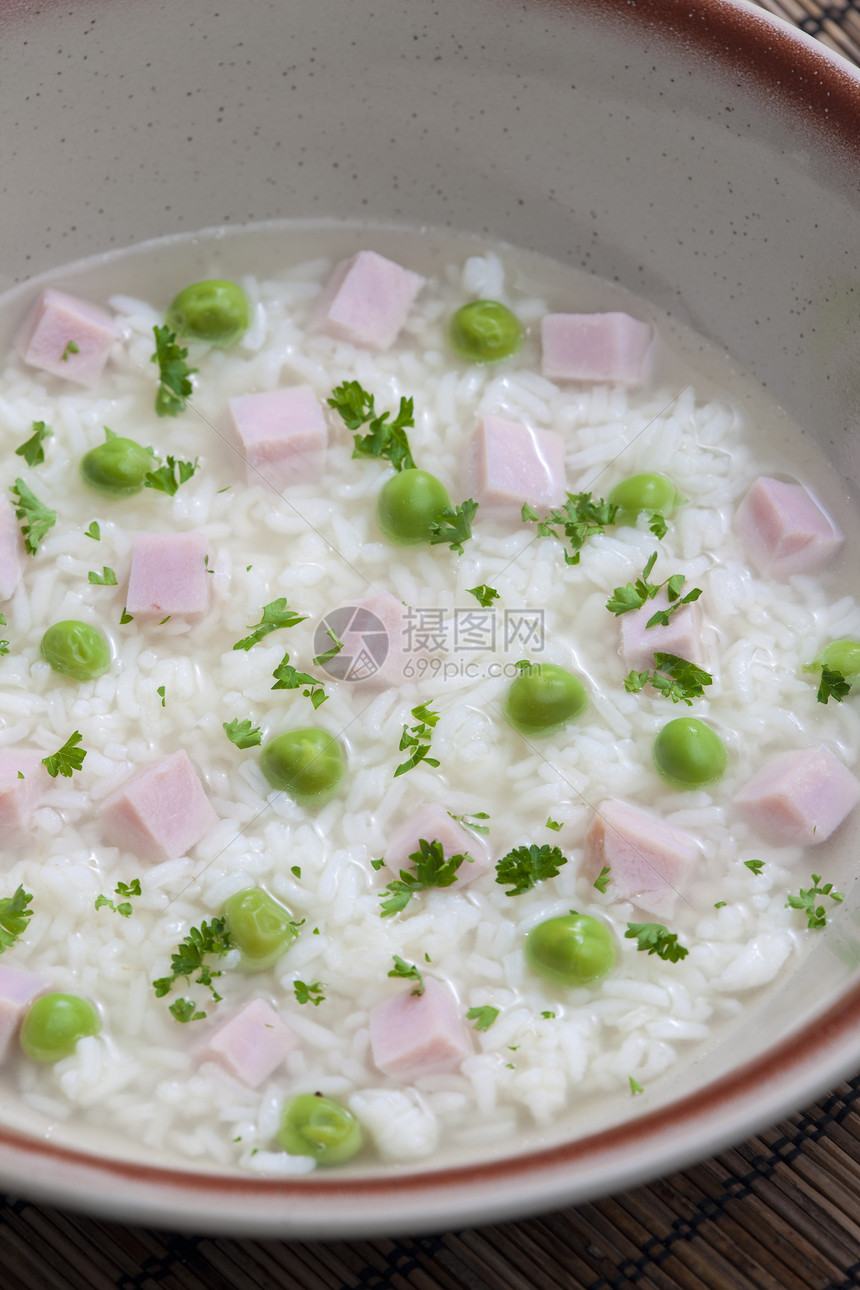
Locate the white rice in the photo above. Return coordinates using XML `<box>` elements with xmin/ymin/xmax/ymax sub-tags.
<box><xmin>0</xmin><ymin>229</ymin><xmax>857</xmax><ymax>1174</ymax></box>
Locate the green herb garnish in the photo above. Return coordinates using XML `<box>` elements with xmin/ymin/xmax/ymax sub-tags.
<box><xmin>41</xmin><ymin>730</ymin><xmax>87</xmax><ymax>778</ymax></box>
<box><xmin>312</xmin><ymin>627</ymin><xmax>344</xmax><ymax>667</ymax></box>
<box><xmin>233</xmin><ymin>598</ymin><xmax>307</xmax><ymax>651</ymax></box>
<box><xmin>60</xmin><ymin>340</ymin><xmax>80</xmax><ymax>361</ymax></box>
<box><xmin>786</xmin><ymin>873</ymin><xmax>844</xmax><ymax>929</ymax></box>
<box><xmin>816</xmin><ymin>666</ymin><xmax>851</xmax><ymax>705</ymax></box>
<box><xmin>593</xmin><ymin>865</ymin><xmax>611</xmax><ymax>894</ymax></box>
<box><xmin>327</xmin><ymin>380</ymin><xmax>416</xmax><ymax>471</ymax></box>
<box><xmin>522</xmin><ymin>491</ymin><xmax>617</xmax><ymax>565</ymax></box>
<box><xmin>629</xmin><ymin>1076</ymin><xmax>644</xmax><ymax>1095</ymax></box>
<box><xmin>85</xmin><ymin>521</ymin><xmax>101</xmax><ymax>541</ymax></box>
<box><xmin>428</xmin><ymin>498</ymin><xmax>478</xmax><ymax>555</ymax></box>
<box><xmin>293</xmin><ymin>980</ymin><xmax>326</xmax><ymax>1007</ymax></box>
<box><xmin>0</xmin><ymin>886</ymin><xmax>34</xmax><ymax>952</ymax></box>
<box><xmin>10</xmin><ymin>478</ymin><xmax>56</xmax><ymax>555</ymax></box>
<box><xmin>625</xmin><ymin>922</ymin><xmax>689</xmax><ymax>962</ymax></box>
<box><xmin>379</xmin><ymin>838</ymin><xmax>471</xmax><ymax>917</ymax></box>
<box><xmin>388</xmin><ymin>954</ymin><xmax>425</xmax><ymax>995</ymax></box>
<box><xmin>447</xmin><ymin>810</ymin><xmax>490</xmax><ymax>835</ymax></box>
<box><xmin>169</xmin><ymin>998</ymin><xmax>206</xmax><ymax>1023</ymax></box>
<box><xmin>495</xmin><ymin>843</ymin><xmax>567</xmax><ymax>897</ymax></box>
<box><xmin>606</xmin><ymin>551</ymin><xmax>702</xmax><ymax>626</ymax></box>
<box><xmin>15</xmin><ymin>420</ymin><xmax>52</xmax><ymax>467</ymax></box>
<box><xmin>152</xmin><ymin>917</ymin><xmax>233</xmax><ymax>1014</ymax></box>
<box><xmin>223</xmin><ymin>718</ymin><xmax>263</xmax><ymax>749</ymax></box>
<box><xmin>466</xmin><ymin>584</ymin><xmax>500</xmax><ymax>608</ymax></box>
<box><xmin>394</xmin><ymin>702</ymin><xmax>440</xmax><ymax>777</ymax></box>
<box><xmin>744</xmin><ymin>859</ymin><xmax>765</xmax><ymax>875</ymax></box>
<box><xmin>144</xmin><ymin>455</ymin><xmax>198</xmax><ymax>496</ymax></box>
<box><xmin>151</xmin><ymin>324</ymin><xmax>196</xmax><ymax>416</ymax></box>
<box><xmin>88</xmin><ymin>566</ymin><xmax>117</xmax><ymax>586</ymax></box>
<box><xmin>624</xmin><ymin>652</ymin><xmax>713</xmax><ymax>705</ymax></box>
<box><xmin>271</xmin><ymin>651</ymin><xmax>327</xmax><ymax>708</ymax></box>
<box><xmin>95</xmin><ymin>878</ymin><xmax>141</xmax><ymax>918</ymax></box>
<box><xmin>545</xmin><ymin>817</ymin><xmax>562</xmax><ymax>832</ymax></box>
<box><xmin>466</xmin><ymin>1005</ymin><xmax>499</xmax><ymax>1032</ymax></box>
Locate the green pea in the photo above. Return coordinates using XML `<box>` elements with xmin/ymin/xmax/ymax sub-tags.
<box><xmin>41</xmin><ymin>620</ymin><xmax>111</xmax><ymax>681</ymax></box>
<box><xmin>525</xmin><ymin>913</ymin><xmax>615</xmax><ymax>987</ymax></box>
<box><xmin>260</xmin><ymin>727</ymin><xmax>346</xmax><ymax>806</ymax></box>
<box><xmin>277</xmin><ymin>1093</ymin><xmax>363</xmax><ymax>1166</ymax></box>
<box><xmin>504</xmin><ymin>663</ymin><xmax>588</xmax><ymax>738</ymax></box>
<box><xmin>653</xmin><ymin>717</ymin><xmax>727</xmax><ymax>790</ymax></box>
<box><xmin>222</xmin><ymin>888</ymin><xmax>298</xmax><ymax>972</ymax></box>
<box><xmin>376</xmin><ymin>469</ymin><xmax>451</xmax><ymax>546</ymax></box>
<box><xmin>810</xmin><ymin>639</ymin><xmax>860</xmax><ymax>679</ymax></box>
<box><xmin>448</xmin><ymin>300</ymin><xmax>524</xmax><ymax>364</ymax></box>
<box><xmin>80</xmin><ymin>436</ymin><xmax>156</xmax><ymax>497</ymax></box>
<box><xmin>609</xmin><ymin>472</ymin><xmax>679</xmax><ymax>521</ymax></box>
<box><xmin>165</xmin><ymin>279</ymin><xmax>250</xmax><ymax>347</ymax></box>
<box><xmin>20</xmin><ymin>993</ymin><xmax>101</xmax><ymax>1063</ymax></box>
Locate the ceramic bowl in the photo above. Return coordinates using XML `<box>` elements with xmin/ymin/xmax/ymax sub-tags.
<box><xmin>1</xmin><ymin>0</ymin><xmax>860</xmax><ymax>1237</ymax></box>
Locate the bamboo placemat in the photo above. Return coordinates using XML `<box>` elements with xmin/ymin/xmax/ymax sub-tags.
<box><xmin>3</xmin><ymin>5</ymin><xmax>860</xmax><ymax>1288</ymax></box>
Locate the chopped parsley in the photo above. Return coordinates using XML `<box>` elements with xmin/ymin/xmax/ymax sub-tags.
<box><xmin>156</xmin><ymin>685</ymin><xmax>166</xmax><ymax>707</ymax></box>
<box><xmin>541</xmin><ymin>1011</ymin><xmax>556</xmax><ymax>1020</ymax></box>
<box><xmin>816</xmin><ymin>666</ymin><xmax>851</xmax><ymax>705</ymax></box>
<box><xmin>522</xmin><ymin>491</ymin><xmax>617</xmax><ymax>565</ymax></box>
<box><xmin>223</xmin><ymin>718</ymin><xmax>263</xmax><ymax>749</ymax></box>
<box><xmin>593</xmin><ymin>865</ymin><xmax>612</xmax><ymax>894</ymax></box>
<box><xmin>427</xmin><ymin>498</ymin><xmax>478</xmax><ymax>555</ymax></box>
<box><xmin>495</xmin><ymin>842</ymin><xmax>567</xmax><ymax>897</ymax></box>
<box><xmin>119</xmin><ymin>606</ymin><xmax>134</xmax><ymax>625</ymax></box>
<box><xmin>0</xmin><ymin>612</ymin><xmax>8</xmax><ymax>657</ymax></box>
<box><xmin>152</xmin><ymin>917</ymin><xmax>233</xmax><ymax>1016</ymax></box>
<box><xmin>625</xmin><ymin>922</ymin><xmax>689</xmax><ymax>963</ymax></box>
<box><xmin>605</xmin><ymin>551</ymin><xmax>702</xmax><ymax>626</ymax></box>
<box><xmin>312</xmin><ymin>627</ymin><xmax>344</xmax><ymax>667</ymax></box>
<box><xmin>41</xmin><ymin>730</ymin><xmax>87</xmax><ymax>778</ymax></box>
<box><xmin>60</xmin><ymin>339</ymin><xmax>80</xmax><ymax>361</ymax></box>
<box><xmin>85</xmin><ymin>521</ymin><xmax>101</xmax><ymax>541</ymax></box>
<box><xmin>545</xmin><ymin>816</ymin><xmax>562</xmax><ymax>832</ymax></box>
<box><xmin>144</xmin><ymin>455</ymin><xmax>198</xmax><ymax>496</ymax></box>
<box><xmin>629</xmin><ymin>1077</ymin><xmax>644</xmax><ymax>1096</ymax></box>
<box><xmin>466</xmin><ymin>584</ymin><xmax>500</xmax><ymax>608</ymax></box>
<box><xmin>15</xmin><ymin>420</ymin><xmax>52</xmax><ymax>467</ymax></box>
<box><xmin>785</xmin><ymin>873</ymin><xmax>844</xmax><ymax>929</ymax></box>
<box><xmin>714</xmin><ymin>901</ymin><xmax>727</xmax><ymax>909</ymax></box>
<box><xmin>151</xmin><ymin>324</ymin><xmax>196</xmax><ymax>416</ymax></box>
<box><xmin>378</xmin><ymin>838</ymin><xmax>472</xmax><ymax>917</ymax></box>
<box><xmin>388</xmin><ymin>954</ymin><xmax>425</xmax><ymax>995</ymax></box>
<box><xmin>10</xmin><ymin>478</ymin><xmax>56</xmax><ymax>555</ymax></box>
<box><xmin>293</xmin><ymin>980</ymin><xmax>326</xmax><ymax>1007</ymax></box>
<box><xmin>327</xmin><ymin>380</ymin><xmax>416</xmax><ymax>471</ymax></box>
<box><xmin>88</xmin><ymin>566</ymin><xmax>117</xmax><ymax>585</ymax></box>
<box><xmin>447</xmin><ymin>810</ymin><xmax>490</xmax><ymax>835</ymax></box>
<box><xmin>394</xmin><ymin>702</ymin><xmax>440</xmax><ymax>777</ymax></box>
<box><xmin>290</xmin><ymin>866</ymin><xmax>301</xmax><ymax>880</ymax></box>
<box><xmin>624</xmin><ymin>652</ymin><xmax>713</xmax><ymax>705</ymax></box>
<box><xmin>95</xmin><ymin>878</ymin><xmax>141</xmax><ymax>919</ymax></box>
<box><xmin>271</xmin><ymin>651</ymin><xmax>327</xmax><ymax>708</ymax></box>
<box><xmin>233</xmin><ymin>598</ymin><xmax>307</xmax><ymax>651</ymax></box>
<box><xmin>744</xmin><ymin>859</ymin><xmax>765</xmax><ymax>875</ymax></box>
<box><xmin>0</xmin><ymin>886</ymin><xmax>34</xmax><ymax>952</ymax></box>
<box><xmin>648</xmin><ymin>513</ymin><xmax>668</xmax><ymax>539</ymax></box>
<box><xmin>466</xmin><ymin>1005</ymin><xmax>499</xmax><ymax>1032</ymax></box>
<box><xmin>169</xmin><ymin>999</ymin><xmax>206</xmax><ymax>1023</ymax></box>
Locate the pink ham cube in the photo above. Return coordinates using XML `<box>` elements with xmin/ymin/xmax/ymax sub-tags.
<box><xmin>736</xmin><ymin>745</ymin><xmax>860</xmax><ymax>845</ymax></box>
<box><xmin>203</xmin><ymin>998</ymin><xmax>294</xmax><ymax>1088</ymax></box>
<box><xmin>0</xmin><ymin>496</ymin><xmax>22</xmax><ymax>603</ymax></box>
<box><xmin>100</xmin><ymin>750</ymin><xmax>218</xmax><ymax>860</ymax></box>
<box><xmin>384</xmin><ymin>804</ymin><xmax>490</xmax><ymax>888</ymax></box>
<box><xmin>309</xmin><ymin>251</ymin><xmax>425</xmax><ymax>352</ymax></box>
<box><xmin>369</xmin><ymin>978</ymin><xmax>472</xmax><ymax>1081</ymax></box>
<box><xmin>619</xmin><ymin>589</ymin><xmax>704</xmax><ymax>673</ymax></box>
<box><xmin>541</xmin><ymin>312</ymin><xmax>652</xmax><ymax>384</ymax></box>
<box><xmin>316</xmin><ymin>590</ymin><xmax>412</xmax><ymax>689</ymax></box>
<box><xmin>0</xmin><ymin>749</ymin><xmax>48</xmax><ymax>842</ymax></box>
<box><xmin>583</xmin><ymin>798</ymin><xmax>701</xmax><ymax>919</ymax></box>
<box><xmin>0</xmin><ymin>966</ymin><xmax>48</xmax><ymax>1062</ymax></box>
<box><xmin>17</xmin><ymin>289</ymin><xmax>117</xmax><ymax>387</ymax></box>
<box><xmin>467</xmin><ymin>414</ymin><xmax>565</xmax><ymax>512</ymax></box>
<box><xmin>734</xmin><ymin>476</ymin><xmax>843</xmax><ymax>578</ymax></box>
<box><xmin>125</xmin><ymin>532</ymin><xmax>209</xmax><ymax>619</ymax></box>
<box><xmin>228</xmin><ymin>386</ymin><xmax>327</xmax><ymax>491</ymax></box>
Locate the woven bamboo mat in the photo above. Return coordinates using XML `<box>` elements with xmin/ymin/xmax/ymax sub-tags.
<box><xmin>4</xmin><ymin>5</ymin><xmax>860</xmax><ymax>1288</ymax></box>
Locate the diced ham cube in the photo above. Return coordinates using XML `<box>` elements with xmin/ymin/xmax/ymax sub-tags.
<box><xmin>315</xmin><ymin>590</ymin><xmax>412</xmax><ymax>689</ymax></box>
<box><xmin>17</xmin><ymin>288</ymin><xmax>117</xmax><ymax>387</ymax></box>
<box><xmin>369</xmin><ymin>978</ymin><xmax>472</xmax><ymax>1081</ymax></box>
<box><xmin>0</xmin><ymin>749</ymin><xmax>48</xmax><ymax>843</ymax></box>
<box><xmin>467</xmin><ymin>414</ymin><xmax>566</xmax><ymax>512</ymax></box>
<box><xmin>734</xmin><ymin>476</ymin><xmax>843</xmax><ymax>578</ymax></box>
<box><xmin>0</xmin><ymin>965</ymin><xmax>48</xmax><ymax>1062</ymax></box>
<box><xmin>736</xmin><ymin>745</ymin><xmax>860</xmax><ymax>845</ymax></box>
<box><xmin>228</xmin><ymin>385</ymin><xmax>327</xmax><ymax>491</ymax></box>
<box><xmin>583</xmin><ymin>798</ymin><xmax>701</xmax><ymax>919</ymax></box>
<box><xmin>384</xmin><ymin>804</ymin><xmax>490</xmax><ymax>888</ymax></box>
<box><xmin>125</xmin><ymin>532</ymin><xmax>209</xmax><ymax>619</ymax></box>
<box><xmin>202</xmin><ymin>998</ymin><xmax>295</xmax><ymax>1088</ymax></box>
<box><xmin>309</xmin><ymin>251</ymin><xmax>425</xmax><ymax>351</ymax></box>
<box><xmin>619</xmin><ymin>589</ymin><xmax>704</xmax><ymax>673</ymax></box>
<box><xmin>100</xmin><ymin>750</ymin><xmax>218</xmax><ymax>860</ymax></box>
<box><xmin>0</xmin><ymin>496</ymin><xmax>23</xmax><ymax>603</ymax></box>
<box><xmin>541</xmin><ymin>312</ymin><xmax>652</xmax><ymax>385</ymax></box>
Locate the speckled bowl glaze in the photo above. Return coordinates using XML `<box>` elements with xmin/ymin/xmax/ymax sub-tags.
<box><xmin>2</xmin><ymin>0</ymin><xmax>860</xmax><ymax>1238</ymax></box>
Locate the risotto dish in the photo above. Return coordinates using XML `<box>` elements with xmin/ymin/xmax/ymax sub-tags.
<box><xmin>0</xmin><ymin>222</ymin><xmax>856</xmax><ymax>1176</ymax></box>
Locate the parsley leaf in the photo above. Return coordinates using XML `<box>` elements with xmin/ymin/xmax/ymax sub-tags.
<box><xmin>119</xmin><ymin>606</ymin><xmax>134</xmax><ymax>625</ymax></box>
<box><xmin>223</xmin><ymin>718</ymin><xmax>263</xmax><ymax>749</ymax></box>
<box><xmin>88</xmin><ymin>566</ymin><xmax>117</xmax><ymax>585</ymax></box>
<box><xmin>233</xmin><ymin>598</ymin><xmax>307</xmax><ymax>651</ymax></box>
<box><xmin>744</xmin><ymin>858</ymin><xmax>765</xmax><ymax>875</ymax></box>
<box><xmin>648</xmin><ymin>513</ymin><xmax>668</xmax><ymax>539</ymax></box>
<box><xmin>0</xmin><ymin>886</ymin><xmax>34</xmax><ymax>952</ymax></box>
<box><xmin>169</xmin><ymin>998</ymin><xmax>206</xmax><ymax>1023</ymax></box>
<box><xmin>151</xmin><ymin>325</ymin><xmax>196</xmax><ymax>417</ymax></box>
<box><xmin>15</xmin><ymin>420</ymin><xmax>52</xmax><ymax>467</ymax></box>
<box><xmin>95</xmin><ymin>879</ymin><xmax>140</xmax><ymax>918</ymax></box>
<box><xmin>606</xmin><ymin>551</ymin><xmax>702</xmax><ymax>627</ymax></box>
<box><xmin>327</xmin><ymin>381</ymin><xmax>417</xmax><ymax>472</ymax></box>
<box><xmin>817</xmin><ymin>666</ymin><xmax>851</xmax><ymax>705</ymax></box>
<box><xmin>629</xmin><ymin>1076</ymin><xmax>644</xmax><ymax>1096</ymax></box>
<box><xmin>427</xmin><ymin>498</ymin><xmax>478</xmax><ymax>555</ymax></box>
<box><xmin>625</xmin><ymin>922</ymin><xmax>689</xmax><ymax>962</ymax></box>
<box><xmin>624</xmin><ymin>653</ymin><xmax>713</xmax><ymax>705</ymax></box>
<box><xmin>447</xmin><ymin>810</ymin><xmax>490</xmax><ymax>835</ymax></box>
<box><xmin>467</xmin><ymin>584</ymin><xmax>500</xmax><ymax>608</ymax></box>
<box><xmin>545</xmin><ymin>816</ymin><xmax>562</xmax><ymax>832</ymax></box>
<box><xmin>394</xmin><ymin>702</ymin><xmax>440</xmax><ymax>777</ymax></box>
<box><xmin>271</xmin><ymin>651</ymin><xmax>327</xmax><ymax>707</ymax></box>
<box><xmin>495</xmin><ymin>843</ymin><xmax>567</xmax><ymax>897</ymax></box>
<box><xmin>312</xmin><ymin>627</ymin><xmax>344</xmax><ymax>667</ymax></box>
<box><xmin>293</xmin><ymin>980</ymin><xmax>326</xmax><ymax>1007</ymax></box>
<box><xmin>522</xmin><ymin>491</ymin><xmax>617</xmax><ymax>565</ymax></box>
<box><xmin>152</xmin><ymin>917</ymin><xmax>233</xmax><ymax>1016</ymax></box>
<box><xmin>10</xmin><ymin>478</ymin><xmax>56</xmax><ymax>555</ymax></box>
<box><xmin>85</xmin><ymin>521</ymin><xmax>101</xmax><ymax>541</ymax></box>
<box><xmin>593</xmin><ymin>865</ymin><xmax>611</xmax><ymax>894</ymax></box>
<box><xmin>786</xmin><ymin>873</ymin><xmax>844</xmax><ymax>929</ymax></box>
<box><xmin>379</xmin><ymin>838</ymin><xmax>472</xmax><ymax>917</ymax></box>
<box><xmin>144</xmin><ymin>454</ymin><xmax>198</xmax><ymax>496</ymax></box>
<box><xmin>466</xmin><ymin>1005</ymin><xmax>499</xmax><ymax>1032</ymax></box>
<box><xmin>388</xmin><ymin>954</ymin><xmax>425</xmax><ymax>995</ymax></box>
<box><xmin>41</xmin><ymin>730</ymin><xmax>87</xmax><ymax>778</ymax></box>
<box><xmin>61</xmin><ymin>339</ymin><xmax>80</xmax><ymax>361</ymax></box>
